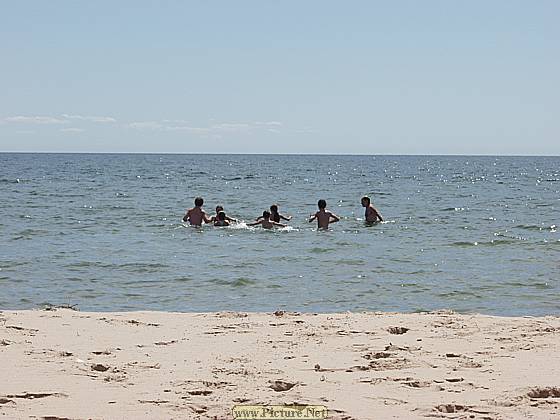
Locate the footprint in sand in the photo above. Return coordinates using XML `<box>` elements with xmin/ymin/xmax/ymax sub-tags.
<box><xmin>186</xmin><ymin>390</ymin><xmax>212</xmax><ymax>396</ymax></box>
<box><xmin>269</xmin><ymin>380</ymin><xmax>297</xmax><ymax>392</ymax></box>
<box><xmin>91</xmin><ymin>350</ymin><xmax>112</xmax><ymax>355</ymax></box>
<box><xmin>362</xmin><ymin>351</ymin><xmax>392</xmax><ymax>360</ymax></box>
<box><xmin>387</xmin><ymin>326</ymin><xmax>410</xmax><ymax>335</ymax></box>
<box><xmin>435</xmin><ymin>404</ymin><xmax>470</xmax><ymax>413</ymax></box>
<box><xmin>91</xmin><ymin>363</ymin><xmax>110</xmax><ymax>372</ymax></box>
<box><xmin>188</xmin><ymin>403</ymin><xmax>207</xmax><ymax>414</ymax></box>
<box><xmin>402</xmin><ymin>380</ymin><xmax>432</xmax><ymax>388</ymax></box>
<box><xmin>526</xmin><ymin>387</ymin><xmax>560</xmax><ymax>398</ymax></box>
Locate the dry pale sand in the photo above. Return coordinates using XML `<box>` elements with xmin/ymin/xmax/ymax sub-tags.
<box><xmin>1</xmin><ymin>309</ymin><xmax>559</xmax><ymax>420</ymax></box>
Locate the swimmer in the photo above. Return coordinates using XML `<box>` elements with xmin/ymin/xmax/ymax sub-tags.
<box><xmin>211</xmin><ymin>205</ymin><xmax>237</xmax><ymax>223</ymax></box>
<box><xmin>182</xmin><ymin>197</ymin><xmax>212</xmax><ymax>226</ymax></box>
<box><xmin>308</xmin><ymin>199</ymin><xmax>340</xmax><ymax>229</ymax></box>
<box><xmin>361</xmin><ymin>196</ymin><xmax>383</xmax><ymax>223</ymax></box>
<box><xmin>248</xmin><ymin>210</ymin><xmax>286</xmax><ymax>229</ymax></box>
<box><xmin>213</xmin><ymin>211</ymin><xmax>230</xmax><ymax>227</ymax></box>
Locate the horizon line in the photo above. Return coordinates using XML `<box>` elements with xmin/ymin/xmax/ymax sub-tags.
<box><xmin>1</xmin><ymin>151</ymin><xmax>559</xmax><ymax>158</ymax></box>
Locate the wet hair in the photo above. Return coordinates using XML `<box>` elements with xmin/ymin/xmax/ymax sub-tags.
<box><xmin>262</xmin><ymin>210</ymin><xmax>271</xmax><ymax>219</ymax></box>
<box><xmin>216</xmin><ymin>205</ymin><xmax>224</xmax><ymax>213</ymax></box>
<box><xmin>318</xmin><ymin>199</ymin><xmax>326</xmax><ymax>209</ymax></box>
<box><xmin>194</xmin><ymin>197</ymin><xmax>203</xmax><ymax>207</ymax></box>
<box><xmin>361</xmin><ymin>196</ymin><xmax>371</xmax><ymax>204</ymax></box>
<box><xmin>217</xmin><ymin>211</ymin><xmax>226</xmax><ymax>221</ymax></box>
<box><xmin>270</xmin><ymin>204</ymin><xmax>278</xmax><ymax>213</ymax></box>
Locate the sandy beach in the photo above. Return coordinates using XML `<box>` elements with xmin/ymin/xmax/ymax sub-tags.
<box><xmin>1</xmin><ymin>309</ymin><xmax>559</xmax><ymax>419</ymax></box>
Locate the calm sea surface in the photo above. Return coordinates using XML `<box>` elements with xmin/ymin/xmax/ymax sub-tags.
<box><xmin>0</xmin><ymin>154</ymin><xmax>558</xmax><ymax>315</ymax></box>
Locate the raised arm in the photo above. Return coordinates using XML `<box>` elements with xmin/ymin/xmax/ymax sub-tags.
<box><xmin>203</xmin><ymin>212</ymin><xmax>212</xmax><ymax>224</ymax></box>
<box><xmin>329</xmin><ymin>212</ymin><xmax>340</xmax><ymax>223</ymax></box>
<box><xmin>280</xmin><ymin>214</ymin><xmax>292</xmax><ymax>221</ymax></box>
<box><xmin>374</xmin><ymin>207</ymin><xmax>383</xmax><ymax>222</ymax></box>
<box><xmin>308</xmin><ymin>213</ymin><xmax>317</xmax><ymax>223</ymax></box>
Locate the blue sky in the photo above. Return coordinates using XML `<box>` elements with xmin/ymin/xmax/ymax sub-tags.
<box><xmin>0</xmin><ymin>1</ymin><xmax>558</xmax><ymax>154</ymax></box>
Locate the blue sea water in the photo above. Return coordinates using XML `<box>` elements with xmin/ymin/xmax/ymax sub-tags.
<box><xmin>0</xmin><ymin>153</ymin><xmax>558</xmax><ymax>316</ymax></box>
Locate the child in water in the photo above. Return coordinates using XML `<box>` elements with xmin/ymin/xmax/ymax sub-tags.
<box><xmin>183</xmin><ymin>197</ymin><xmax>212</xmax><ymax>226</ymax></box>
<box><xmin>361</xmin><ymin>196</ymin><xmax>383</xmax><ymax>223</ymax></box>
<box><xmin>211</xmin><ymin>205</ymin><xmax>237</xmax><ymax>223</ymax></box>
<box><xmin>269</xmin><ymin>204</ymin><xmax>292</xmax><ymax>223</ymax></box>
<box><xmin>248</xmin><ymin>210</ymin><xmax>286</xmax><ymax>229</ymax></box>
<box><xmin>213</xmin><ymin>211</ymin><xmax>230</xmax><ymax>227</ymax></box>
<box><xmin>309</xmin><ymin>199</ymin><xmax>340</xmax><ymax>229</ymax></box>
<box><xmin>256</xmin><ymin>204</ymin><xmax>291</xmax><ymax>223</ymax></box>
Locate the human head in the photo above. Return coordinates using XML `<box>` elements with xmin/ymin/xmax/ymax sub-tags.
<box><xmin>361</xmin><ymin>196</ymin><xmax>370</xmax><ymax>207</ymax></box>
<box><xmin>194</xmin><ymin>197</ymin><xmax>203</xmax><ymax>207</ymax></box>
<box><xmin>270</xmin><ymin>204</ymin><xmax>278</xmax><ymax>213</ymax></box>
<box><xmin>262</xmin><ymin>210</ymin><xmax>271</xmax><ymax>219</ymax></box>
<box><xmin>216</xmin><ymin>205</ymin><xmax>224</xmax><ymax>213</ymax></box>
<box><xmin>217</xmin><ymin>211</ymin><xmax>226</xmax><ymax>221</ymax></box>
<box><xmin>318</xmin><ymin>199</ymin><xmax>326</xmax><ymax>209</ymax></box>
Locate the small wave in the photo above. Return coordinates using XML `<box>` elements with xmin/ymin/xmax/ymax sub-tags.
<box><xmin>11</xmin><ymin>229</ymin><xmax>49</xmax><ymax>240</ymax></box>
<box><xmin>279</xmin><ymin>226</ymin><xmax>297</xmax><ymax>232</ymax></box>
<box><xmin>514</xmin><ymin>224</ymin><xmax>556</xmax><ymax>232</ymax></box>
<box><xmin>449</xmin><ymin>241</ymin><xmax>478</xmax><ymax>247</ymax></box>
<box><xmin>513</xmin><ymin>224</ymin><xmax>542</xmax><ymax>231</ymax></box>
<box><xmin>309</xmin><ymin>247</ymin><xmax>334</xmax><ymax>253</ymax></box>
<box><xmin>437</xmin><ymin>290</ymin><xmax>482</xmax><ymax>299</ymax></box>
<box><xmin>226</xmin><ymin>222</ymin><xmax>252</xmax><ymax>230</ymax></box>
<box><xmin>0</xmin><ymin>178</ymin><xmax>23</xmax><ymax>184</ymax></box>
<box><xmin>336</xmin><ymin>259</ymin><xmax>366</xmax><ymax>266</ymax></box>
<box><xmin>65</xmin><ymin>261</ymin><xmax>167</xmax><ymax>273</ymax></box>
<box><xmin>209</xmin><ymin>277</ymin><xmax>255</xmax><ymax>287</ymax></box>
<box><xmin>450</xmin><ymin>238</ymin><xmax>522</xmax><ymax>247</ymax></box>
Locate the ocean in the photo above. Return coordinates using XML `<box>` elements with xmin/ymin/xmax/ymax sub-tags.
<box><xmin>0</xmin><ymin>153</ymin><xmax>558</xmax><ymax>315</ymax></box>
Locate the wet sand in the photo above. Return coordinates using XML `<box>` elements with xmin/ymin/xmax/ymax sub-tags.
<box><xmin>1</xmin><ymin>309</ymin><xmax>559</xmax><ymax>419</ymax></box>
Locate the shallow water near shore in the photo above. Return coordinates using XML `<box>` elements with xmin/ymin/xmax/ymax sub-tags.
<box><xmin>1</xmin><ymin>153</ymin><xmax>558</xmax><ymax>315</ymax></box>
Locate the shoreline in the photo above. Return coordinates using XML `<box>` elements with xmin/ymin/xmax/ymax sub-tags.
<box><xmin>1</xmin><ymin>309</ymin><xmax>559</xmax><ymax>419</ymax></box>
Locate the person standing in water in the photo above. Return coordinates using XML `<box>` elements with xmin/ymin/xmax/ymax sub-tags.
<box><xmin>182</xmin><ymin>197</ymin><xmax>212</xmax><ymax>226</ymax></box>
<box><xmin>361</xmin><ymin>196</ymin><xmax>383</xmax><ymax>223</ymax></box>
<box><xmin>308</xmin><ymin>199</ymin><xmax>340</xmax><ymax>229</ymax></box>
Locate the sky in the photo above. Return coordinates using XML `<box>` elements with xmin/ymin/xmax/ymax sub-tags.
<box><xmin>0</xmin><ymin>1</ymin><xmax>558</xmax><ymax>155</ymax></box>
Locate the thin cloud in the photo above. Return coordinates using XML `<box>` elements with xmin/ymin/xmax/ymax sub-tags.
<box><xmin>126</xmin><ymin>120</ymin><xmax>284</xmax><ymax>134</ymax></box>
<box><xmin>255</xmin><ymin>121</ymin><xmax>283</xmax><ymax>127</ymax></box>
<box><xmin>164</xmin><ymin>126</ymin><xmax>211</xmax><ymax>133</ymax></box>
<box><xmin>126</xmin><ymin>121</ymin><xmax>163</xmax><ymax>130</ymax></box>
<box><xmin>213</xmin><ymin>123</ymin><xmax>251</xmax><ymax>131</ymax></box>
<box><xmin>1</xmin><ymin>115</ymin><xmax>313</xmax><ymax>139</ymax></box>
<box><xmin>3</xmin><ymin>116</ymin><xmax>67</xmax><ymax>124</ymax></box>
<box><xmin>60</xmin><ymin>127</ymin><xmax>85</xmax><ymax>133</ymax></box>
<box><xmin>61</xmin><ymin>114</ymin><xmax>116</xmax><ymax>123</ymax></box>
